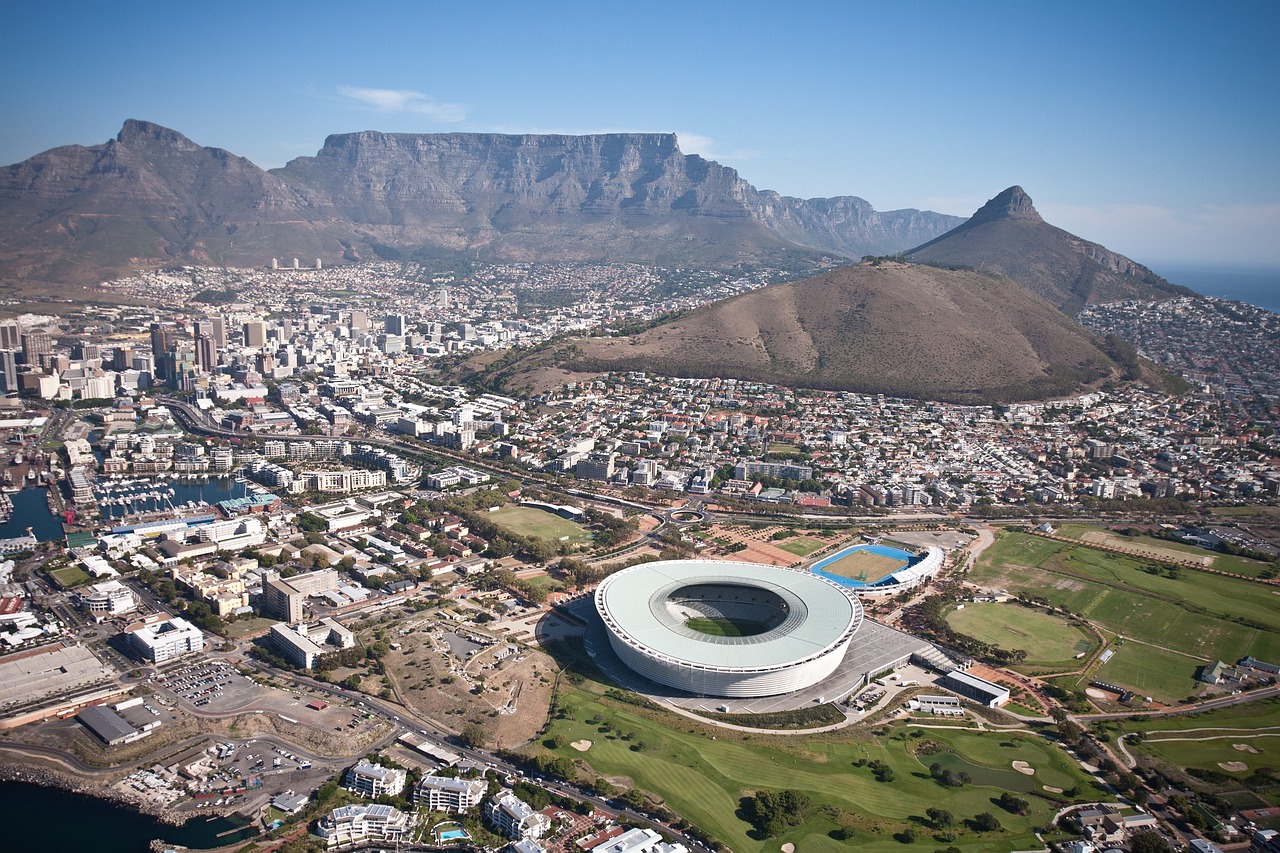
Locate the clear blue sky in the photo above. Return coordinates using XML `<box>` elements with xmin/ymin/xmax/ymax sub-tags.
<box><xmin>4</xmin><ymin>0</ymin><xmax>1278</xmax><ymax>269</ymax></box>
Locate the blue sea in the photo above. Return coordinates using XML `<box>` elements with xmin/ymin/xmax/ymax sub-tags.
<box><xmin>1154</xmin><ymin>265</ymin><xmax>1280</xmax><ymax>314</ymax></box>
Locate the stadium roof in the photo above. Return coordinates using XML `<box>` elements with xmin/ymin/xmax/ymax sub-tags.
<box><xmin>597</xmin><ymin>560</ymin><xmax>860</xmax><ymax>671</ymax></box>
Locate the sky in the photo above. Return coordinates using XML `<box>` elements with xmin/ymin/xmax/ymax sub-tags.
<box><xmin>3</xmin><ymin>1</ymin><xmax>1279</xmax><ymax>271</ymax></box>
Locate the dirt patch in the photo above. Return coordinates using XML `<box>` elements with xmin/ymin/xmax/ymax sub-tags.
<box><xmin>607</xmin><ymin>775</ymin><xmax>634</xmax><ymax>788</ymax></box>
<box><xmin>571</xmin><ymin>739</ymin><xmax>592</xmax><ymax>752</ymax></box>
<box><xmin>1085</xmin><ymin>688</ymin><xmax>1110</xmax><ymax>700</ymax></box>
<box><xmin>1219</xmin><ymin>761</ymin><xmax>1249</xmax><ymax>772</ymax></box>
<box><xmin>1011</xmin><ymin>760</ymin><xmax>1035</xmax><ymax>775</ymax></box>
<box><xmin>1234</xmin><ymin>743</ymin><xmax>1261</xmax><ymax>753</ymax></box>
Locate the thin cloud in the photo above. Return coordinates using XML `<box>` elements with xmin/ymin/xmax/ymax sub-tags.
<box><xmin>676</xmin><ymin>132</ymin><xmax>760</xmax><ymax>162</ymax></box>
<box><xmin>338</xmin><ymin>87</ymin><xmax>465</xmax><ymax>122</ymax></box>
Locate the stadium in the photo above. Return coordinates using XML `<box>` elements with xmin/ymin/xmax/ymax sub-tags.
<box><xmin>594</xmin><ymin>559</ymin><xmax>863</xmax><ymax>698</ymax></box>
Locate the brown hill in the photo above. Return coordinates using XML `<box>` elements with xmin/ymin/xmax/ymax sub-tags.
<box><xmin>905</xmin><ymin>186</ymin><xmax>1190</xmax><ymax>314</ymax></box>
<box><xmin>498</xmin><ymin>261</ymin><xmax>1150</xmax><ymax>403</ymax></box>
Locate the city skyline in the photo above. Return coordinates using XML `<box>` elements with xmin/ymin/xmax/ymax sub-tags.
<box><xmin>3</xmin><ymin>1</ymin><xmax>1278</xmax><ymax>271</ymax></box>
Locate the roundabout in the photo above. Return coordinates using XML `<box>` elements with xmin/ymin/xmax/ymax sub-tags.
<box><xmin>594</xmin><ymin>559</ymin><xmax>863</xmax><ymax>697</ymax></box>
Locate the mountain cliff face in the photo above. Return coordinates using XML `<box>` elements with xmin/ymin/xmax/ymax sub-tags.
<box><xmin>905</xmin><ymin>186</ymin><xmax>1190</xmax><ymax>314</ymax></box>
<box><xmin>0</xmin><ymin>121</ymin><xmax>963</xmax><ymax>285</ymax></box>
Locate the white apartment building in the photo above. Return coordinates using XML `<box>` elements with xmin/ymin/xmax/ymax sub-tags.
<box><xmin>317</xmin><ymin>803</ymin><xmax>411</xmax><ymax>848</ymax></box>
<box><xmin>415</xmin><ymin>775</ymin><xmax>487</xmax><ymax>813</ymax></box>
<box><xmin>343</xmin><ymin>760</ymin><xmax>407</xmax><ymax>799</ymax></box>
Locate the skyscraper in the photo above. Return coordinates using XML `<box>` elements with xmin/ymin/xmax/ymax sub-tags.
<box><xmin>195</xmin><ymin>335</ymin><xmax>217</xmax><ymax>372</ymax></box>
<box><xmin>149</xmin><ymin>322</ymin><xmax>168</xmax><ymax>379</ymax></box>
<box><xmin>0</xmin><ymin>321</ymin><xmax>21</xmax><ymax>351</ymax></box>
<box><xmin>244</xmin><ymin>321</ymin><xmax>267</xmax><ymax>348</ymax></box>
<box><xmin>0</xmin><ymin>350</ymin><xmax>17</xmax><ymax>394</ymax></box>
<box><xmin>21</xmin><ymin>329</ymin><xmax>52</xmax><ymax>366</ymax></box>
<box><xmin>385</xmin><ymin>314</ymin><xmax>406</xmax><ymax>336</ymax></box>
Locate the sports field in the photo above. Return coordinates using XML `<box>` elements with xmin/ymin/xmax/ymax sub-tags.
<box><xmin>489</xmin><ymin>505</ymin><xmax>592</xmax><ymax>543</ymax></box>
<box><xmin>47</xmin><ymin>565</ymin><xmax>92</xmax><ymax>588</ymax></box>
<box><xmin>971</xmin><ymin>532</ymin><xmax>1280</xmax><ymax>673</ymax></box>
<box><xmin>774</xmin><ymin>536</ymin><xmax>827</xmax><ymax>557</ymax></box>
<box><xmin>1092</xmin><ymin>642</ymin><xmax>1203</xmax><ymax>704</ymax></box>
<box><xmin>944</xmin><ymin>603</ymin><xmax>1093</xmax><ymax>668</ymax></box>
<box><xmin>685</xmin><ymin>617</ymin><xmax>769</xmax><ymax>637</ymax></box>
<box><xmin>812</xmin><ymin>546</ymin><xmax>906</xmax><ymax>583</ymax></box>
<box><xmin>539</xmin><ymin>671</ymin><xmax>1099</xmax><ymax>852</ymax></box>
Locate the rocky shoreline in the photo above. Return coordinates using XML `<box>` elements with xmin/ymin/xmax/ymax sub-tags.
<box><xmin>0</xmin><ymin>763</ymin><xmax>188</xmax><ymax>826</ymax></box>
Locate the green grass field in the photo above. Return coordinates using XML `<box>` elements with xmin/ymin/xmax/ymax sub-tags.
<box><xmin>1136</xmin><ymin>733</ymin><xmax>1280</xmax><ymax>780</ymax></box>
<box><xmin>539</xmin><ymin>672</ymin><xmax>1100</xmax><ymax>852</ymax></box>
<box><xmin>489</xmin><ymin>505</ymin><xmax>592</xmax><ymax>544</ymax></box>
<box><xmin>684</xmin><ymin>617</ymin><xmax>769</xmax><ymax>637</ymax></box>
<box><xmin>775</xmin><ymin>536</ymin><xmax>827</xmax><ymax>557</ymax></box>
<box><xmin>816</xmin><ymin>550</ymin><xmax>905</xmax><ymax>583</ymax></box>
<box><xmin>1100</xmin><ymin>698</ymin><xmax>1280</xmax><ymax>783</ymax></box>
<box><xmin>1055</xmin><ymin>524</ymin><xmax>1275</xmax><ymax>578</ymax></box>
<box><xmin>944</xmin><ymin>603</ymin><xmax>1093</xmax><ymax>667</ymax></box>
<box><xmin>47</xmin><ymin>565</ymin><xmax>92</xmax><ymax>588</ymax></box>
<box><xmin>970</xmin><ymin>532</ymin><xmax>1280</xmax><ymax>684</ymax></box>
<box><xmin>1091</xmin><ymin>642</ymin><xmax>1204</xmax><ymax>704</ymax></box>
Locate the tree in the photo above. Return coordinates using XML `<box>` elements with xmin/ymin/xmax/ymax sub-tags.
<box><xmin>926</xmin><ymin>808</ymin><xmax>954</xmax><ymax>828</ymax></box>
<box><xmin>972</xmin><ymin>812</ymin><xmax>1002</xmax><ymax>832</ymax></box>
<box><xmin>459</xmin><ymin>722</ymin><xmax>487</xmax><ymax>749</ymax></box>
<box><xmin>342</xmin><ymin>673</ymin><xmax>362</xmax><ymax>691</ymax></box>
<box><xmin>1128</xmin><ymin>830</ymin><xmax>1172</xmax><ymax>853</ymax></box>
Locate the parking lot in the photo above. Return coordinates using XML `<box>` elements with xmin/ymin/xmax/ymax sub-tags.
<box><xmin>155</xmin><ymin>659</ymin><xmax>261</xmax><ymax>711</ymax></box>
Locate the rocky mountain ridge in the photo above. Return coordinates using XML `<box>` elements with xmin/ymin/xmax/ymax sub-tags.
<box><xmin>0</xmin><ymin>120</ymin><xmax>964</xmax><ymax>285</ymax></box>
<box><xmin>906</xmin><ymin>186</ymin><xmax>1190</xmax><ymax>313</ymax></box>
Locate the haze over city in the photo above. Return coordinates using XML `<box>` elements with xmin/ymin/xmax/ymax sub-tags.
<box><xmin>3</xmin><ymin>0</ymin><xmax>1278</xmax><ymax>272</ymax></box>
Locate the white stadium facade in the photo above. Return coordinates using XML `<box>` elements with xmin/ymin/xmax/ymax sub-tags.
<box><xmin>594</xmin><ymin>560</ymin><xmax>864</xmax><ymax>698</ymax></box>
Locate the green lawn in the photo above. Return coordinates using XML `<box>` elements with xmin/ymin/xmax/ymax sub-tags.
<box><xmin>944</xmin><ymin>602</ymin><xmax>1093</xmax><ymax>668</ymax></box>
<box><xmin>1055</xmin><ymin>524</ymin><xmax>1275</xmax><ymax>578</ymax></box>
<box><xmin>1091</xmin><ymin>641</ymin><xmax>1205</xmax><ymax>704</ymax></box>
<box><xmin>540</xmin><ymin>673</ymin><xmax>1100</xmax><ymax>852</ymax></box>
<box><xmin>1135</xmin><ymin>732</ymin><xmax>1280</xmax><ymax>779</ymax></box>
<box><xmin>1103</xmin><ymin>698</ymin><xmax>1280</xmax><ymax>783</ymax></box>
<box><xmin>47</xmin><ymin>564</ymin><xmax>92</xmax><ymax>588</ymax></box>
<box><xmin>1114</xmin><ymin>696</ymin><xmax>1280</xmax><ymax>734</ymax></box>
<box><xmin>970</xmin><ymin>532</ymin><xmax>1280</xmax><ymax>675</ymax></box>
<box><xmin>775</xmin><ymin>536</ymin><xmax>827</xmax><ymax>557</ymax></box>
<box><xmin>489</xmin><ymin>505</ymin><xmax>593</xmax><ymax>543</ymax></box>
<box><xmin>685</xmin><ymin>617</ymin><xmax>768</xmax><ymax>637</ymax></box>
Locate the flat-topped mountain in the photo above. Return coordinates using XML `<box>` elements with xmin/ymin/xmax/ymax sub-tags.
<box><xmin>0</xmin><ymin>121</ymin><xmax>964</xmax><ymax>286</ymax></box>
<box><xmin>905</xmin><ymin>186</ymin><xmax>1190</xmax><ymax>314</ymax></box>
<box><xmin>491</xmin><ymin>259</ymin><xmax>1172</xmax><ymax>403</ymax></box>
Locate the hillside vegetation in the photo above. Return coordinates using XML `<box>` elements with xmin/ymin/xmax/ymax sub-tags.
<box><xmin>499</xmin><ymin>261</ymin><xmax>1158</xmax><ymax>403</ymax></box>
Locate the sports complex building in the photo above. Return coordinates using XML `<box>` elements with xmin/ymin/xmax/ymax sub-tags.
<box><xmin>809</xmin><ymin>543</ymin><xmax>944</xmax><ymax>596</ymax></box>
<box><xmin>594</xmin><ymin>560</ymin><xmax>865</xmax><ymax>697</ymax></box>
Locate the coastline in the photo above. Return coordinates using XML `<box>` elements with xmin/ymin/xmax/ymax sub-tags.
<box><xmin>0</xmin><ymin>762</ymin><xmax>190</xmax><ymax>826</ymax></box>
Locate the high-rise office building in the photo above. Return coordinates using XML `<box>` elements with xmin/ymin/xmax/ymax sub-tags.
<box><xmin>0</xmin><ymin>321</ymin><xmax>21</xmax><ymax>351</ymax></box>
<box><xmin>385</xmin><ymin>314</ymin><xmax>406</xmax><ymax>336</ymax></box>
<box><xmin>244</xmin><ymin>321</ymin><xmax>267</xmax><ymax>348</ymax></box>
<box><xmin>21</xmin><ymin>330</ymin><xmax>52</xmax><ymax>366</ymax></box>
<box><xmin>149</xmin><ymin>323</ymin><xmax>168</xmax><ymax>379</ymax></box>
<box><xmin>195</xmin><ymin>335</ymin><xmax>217</xmax><ymax>372</ymax></box>
<box><xmin>0</xmin><ymin>349</ymin><xmax>17</xmax><ymax>394</ymax></box>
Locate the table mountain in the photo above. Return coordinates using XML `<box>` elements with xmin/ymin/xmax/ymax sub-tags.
<box><xmin>0</xmin><ymin>120</ymin><xmax>964</xmax><ymax>286</ymax></box>
<box><xmin>905</xmin><ymin>186</ymin><xmax>1190</xmax><ymax>314</ymax></box>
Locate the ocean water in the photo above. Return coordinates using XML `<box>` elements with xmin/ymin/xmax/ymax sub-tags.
<box><xmin>1154</xmin><ymin>265</ymin><xmax>1280</xmax><ymax>314</ymax></box>
<box><xmin>0</xmin><ymin>781</ymin><xmax>257</xmax><ymax>851</ymax></box>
